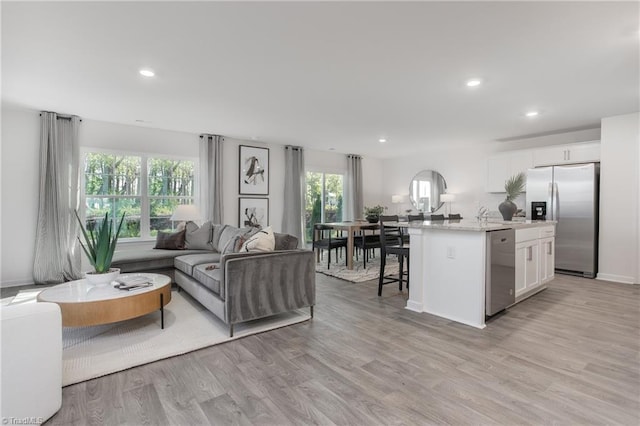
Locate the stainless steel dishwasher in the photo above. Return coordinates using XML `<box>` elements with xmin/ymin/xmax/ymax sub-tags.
<box><xmin>485</xmin><ymin>229</ymin><xmax>516</xmax><ymax>316</ymax></box>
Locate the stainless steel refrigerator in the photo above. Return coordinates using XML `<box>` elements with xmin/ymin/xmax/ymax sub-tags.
<box><xmin>526</xmin><ymin>163</ymin><xmax>599</xmax><ymax>278</ymax></box>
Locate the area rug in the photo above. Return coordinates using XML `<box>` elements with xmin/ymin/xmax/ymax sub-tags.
<box><xmin>315</xmin><ymin>254</ymin><xmax>400</xmax><ymax>283</ymax></box>
<box><xmin>4</xmin><ymin>290</ymin><xmax>311</xmax><ymax>386</ymax></box>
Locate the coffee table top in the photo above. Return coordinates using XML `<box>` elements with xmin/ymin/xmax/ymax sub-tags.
<box><xmin>38</xmin><ymin>273</ymin><xmax>171</xmax><ymax>304</ymax></box>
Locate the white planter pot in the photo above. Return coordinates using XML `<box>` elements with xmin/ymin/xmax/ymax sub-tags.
<box><xmin>85</xmin><ymin>268</ymin><xmax>120</xmax><ymax>286</ymax></box>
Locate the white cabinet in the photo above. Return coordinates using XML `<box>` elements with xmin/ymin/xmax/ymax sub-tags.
<box><xmin>539</xmin><ymin>237</ymin><xmax>555</xmax><ymax>284</ymax></box>
<box><xmin>515</xmin><ymin>226</ymin><xmax>555</xmax><ymax>298</ymax></box>
<box><xmin>533</xmin><ymin>141</ymin><xmax>600</xmax><ymax>166</ymax></box>
<box><xmin>516</xmin><ymin>240</ymin><xmax>539</xmax><ymax>295</ymax></box>
<box><xmin>486</xmin><ymin>151</ymin><xmax>534</xmax><ymax>193</ymax></box>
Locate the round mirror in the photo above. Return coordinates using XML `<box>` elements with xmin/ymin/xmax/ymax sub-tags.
<box><xmin>409</xmin><ymin>170</ymin><xmax>447</xmax><ymax>213</ymax></box>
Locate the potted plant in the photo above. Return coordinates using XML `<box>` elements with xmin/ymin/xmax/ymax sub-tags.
<box><xmin>363</xmin><ymin>205</ymin><xmax>386</xmax><ymax>223</ymax></box>
<box><xmin>499</xmin><ymin>172</ymin><xmax>526</xmax><ymax>221</ymax></box>
<box><xmin>75</xmin><ymin>210</ymin><xmax>125</xmax><ymax>286</ymax></box>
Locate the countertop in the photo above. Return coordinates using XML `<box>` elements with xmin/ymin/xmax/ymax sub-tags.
<box><xmin>392</xmin><ymin>219</ymin><xmax>556</xmax><ymax>232</ymax></box>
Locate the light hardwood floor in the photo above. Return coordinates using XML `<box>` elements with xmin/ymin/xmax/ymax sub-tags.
<box><xmin>19</xmin><ymin>274</ymin><xmax>640</xmax><ymax>425</ymax></box>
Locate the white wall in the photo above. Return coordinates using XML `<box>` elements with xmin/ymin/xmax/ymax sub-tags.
<box><xmin>598</xmin><ymin>112</ymin><xmax>639</xmax><ymax>284</ymax></box>
<box><xmin>1</xmin><ymin>107</ymin><xmax>41</xmax><ymax>287</ymax></box>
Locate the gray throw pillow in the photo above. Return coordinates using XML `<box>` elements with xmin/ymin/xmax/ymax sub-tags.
<box><xmin>185</xmin><ymin>221</ymin><xmax>213</xmax><ymax>250</ymax></box>
<box><xmin>218</xmin><ymin>226</ymin><xmax>241</xmax><ymax>254</ymax></box>
<box><xmin>154</xmin><ymin>229</ymin><xmax>186</xmax><ymax>250</ymax></box>
<box><xmin>211</xmin><ymin>224</ymin><xmax>227</xmax><ymax>252</ymax></box>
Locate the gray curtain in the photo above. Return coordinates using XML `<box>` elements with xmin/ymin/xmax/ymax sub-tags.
<box><xmin>282</xmin><ymin>146</ymin><xmax>305</xmax><ymax>246</ymax></box>
<box><xmin>344</xmin><ymin>154</ymin><xmax>364</xmax><ymax>221</ymax></box>
<box><xmin>199</xmin><ymin>134</ymin><xmax>223</xmax><ymax>224</ymax></box>
<box><xmin>33</xmin><ymin>112</ymin><xmax>81</xmax><ymax>284</ymax></box>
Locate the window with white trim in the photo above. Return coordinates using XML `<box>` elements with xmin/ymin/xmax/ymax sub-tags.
<box><xmin>82</xmin><ymin>151</ymin><xmax>197</xmax><ymax>240</ymax></box>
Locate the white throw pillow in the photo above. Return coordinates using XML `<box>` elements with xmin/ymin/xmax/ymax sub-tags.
<box><xmin>240</xmin><ymin>226</ymin><xmax>275</xmax><ymax>253</ymax></box>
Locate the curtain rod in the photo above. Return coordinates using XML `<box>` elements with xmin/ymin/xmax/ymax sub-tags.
<box><xmin>39</xmin><ymin>112</ymin><xmax>82</xmax><ymax>122</ymax></box>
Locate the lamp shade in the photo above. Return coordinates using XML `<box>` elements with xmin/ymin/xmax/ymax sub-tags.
<box><xmin>170</xmin><ymin>204</ymin><xmax>200</xmax><ymax>222</ymax></box>
<box><xmin>391</xmin><ymin>194</ymin><xmax>404</xmax><ymax>204</ymax></box>
<box><xmin>440</xmin><ymin>193</ymin><xmax>455</xmax><ymax>203</ymax></box>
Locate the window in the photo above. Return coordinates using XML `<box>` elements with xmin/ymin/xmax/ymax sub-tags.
<box><xmin>305</xmin><ymin>171</ymin><xmax>343</xmax><ymax>242</ymax></box>
<box><xmin>82</xmin><ymin>151</ymin><xmax>196</xmax><ymax>240</ymax></box>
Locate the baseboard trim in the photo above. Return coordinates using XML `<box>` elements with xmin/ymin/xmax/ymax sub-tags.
<box><xmin>596</xmin><ymin>273</ymin><xmax>637</xmax><ymax>285</ymax></box>
<box><xmin>405</xmin><ymin>300</ymin><xmax>423</xmax><ymax>313</ymax></box>
<box><xmin>1</xmin><ymin>278</ymin><xmax>35</xmax><ymax>289</ymax></box>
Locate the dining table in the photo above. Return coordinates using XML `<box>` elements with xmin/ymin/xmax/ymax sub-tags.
<box><xmin>318</xmin><ymin>221</ymin><xmax>380</xmax><ymax>270</ymax></box>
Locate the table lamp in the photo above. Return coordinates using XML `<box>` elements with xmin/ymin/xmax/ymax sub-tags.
<box><xmin>391</xmin><ymin>194</ymin><xmax>404</xmax><ymax>214</ymax></box>
<box><xmin>170</xmin><ymin>205</ymin><xmax>200</xmax><ymax>229</ymax></box>
<box><xmin>440</xmin><ymin>193</ymin><xmax>455</xmax><ymax>217</ymax></box>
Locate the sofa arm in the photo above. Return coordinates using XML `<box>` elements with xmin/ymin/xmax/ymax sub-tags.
<box><xmin>221</xmin><ymin>250</ymin><xmax>316</xmax><ymax>324</ymax></box>
<box><xmin>1</xmin><ymin>302</ymin><xmax>62</xmax><ymax>423</ymax></box>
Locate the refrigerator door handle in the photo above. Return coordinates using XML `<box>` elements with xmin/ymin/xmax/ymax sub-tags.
<box><xmin>548</xmin><ymin>183</ymin><xmax>554</xmax><ymax>219</ymax></box>
<box><xmin>554</xmin><ymin>182</ymin><xmax>559</xmax><ymax>220</ymax></box>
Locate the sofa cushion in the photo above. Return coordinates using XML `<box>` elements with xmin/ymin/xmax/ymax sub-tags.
<box><xmin>211</xmin><ymin>224</ymin><xmax>227</xmax><ymax>251</ymax></box>
<box><xmin>193</xmin><ymin>263</ymin><xmax>223</xmax><ymax>299</ymax></box>
<box><xmin>111</xmin><ymin>248</ymin><xmax>211</xmax><ymax>272</ymax></box>
<box><xmin>174</xmin><ymin>253</ymin><xmax>221</xmax><ymax>276</ymax></box>
<box><xmin>240</xmin><ymin>227</ymin><xmax>275</xmax><ymax>253</ymax></box>
<box><xmin>154</xmin><ymin>230</ymin><xmax>186</xmax><ymax>250</ymax></box>
<box><xmin>274</xmin><ymin>232</ymin><xmax>298</xmax><ymax>250</ymax></box>
<box><xmin>217</xmin><ymin>226</ymin><xmax>241</xmax><ymax>254</ymax></box>
<box><xmin>185</xmin><ymin>221</ymin><xmax>213</xmax><ymax>250</ymax></box>
<box><xmin>219</xmin><ymin>226</ymin><xmax>259</xmax><ymax>255</ymax></box>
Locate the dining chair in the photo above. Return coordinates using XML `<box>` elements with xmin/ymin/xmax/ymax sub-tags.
<box><xmin>354</xmin><ymin>225</ymin><xmax>380</xmax><ymax>269</ymax></box>
<box><xmin>378</xmin><ymin>215</ymin><xmax>409</xmax><ymax>296</ymax></box>
<box><xmin>407</xmin><ymin>213</ymin><xmax>424</xmax><ymax>222</ymax></box>
<box><xmin>312</xmin><ymin>224</ymin><xmax>347</xmax><ymax>269</ymax></box>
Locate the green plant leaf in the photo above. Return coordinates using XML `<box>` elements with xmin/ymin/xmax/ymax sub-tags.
<box><xmin>504</xmin><ymin>172</ymin><xmax>526</xmax><ymax>201</ymax></box>
<box><xmin>74</xmin><ymin>210</ymin><xmax>125</xmax><ymax>274</ymax></box>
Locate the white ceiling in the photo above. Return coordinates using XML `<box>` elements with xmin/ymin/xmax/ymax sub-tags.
<box><xmin>2</xmin><ymin>1</ymin><xmax>638</xmax><ymax>158</ymax></box>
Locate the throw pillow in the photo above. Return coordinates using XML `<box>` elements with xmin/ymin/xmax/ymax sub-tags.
<box><xmin>154</xmin><ymin>229</ymin><xmax>186</xmax><ymax>250</ymax></box>
<box><xmin>218</xmin><ymin>226</ymin><xmax>241</xmax><ymax>254</ymax></box>
<box><xmin>185</xmin><ymin>221</ymin><xmax>213</xmax><ymax>250</ymax></box>
<box><xmin>240</xmin><ymin>226</ymin><xmax>275</xmax><ymax>253</ymax></box>
<box><xmin>211</xmin><ymin>224</ymin><xmax>227</xmax><ymax>252</ymax></box>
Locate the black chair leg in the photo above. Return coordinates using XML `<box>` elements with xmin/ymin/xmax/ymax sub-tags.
<box><xmin>398</xmin><ymin>255</ymin><xmax>404</xmax><ymax>290</ymax></box>
<box><xmin>406</xmin><ymin>254</ymin><xmax>410</xmax><ymax>289</ymax></box>
<box><xmin>328</xmin><ymin>248</ymin><xmax>331</xmax><ymax>270</ymax></box>
<box><xmin>378</xmin><ymin>255</ymin><xmax>385</xmax><ymax>296</ymax></box>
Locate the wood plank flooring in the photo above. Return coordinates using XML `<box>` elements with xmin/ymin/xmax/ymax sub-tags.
<box><xmin>13</xmin><ymin>274</ymin><xmax>640</xmax><ymax>425</ymax></box>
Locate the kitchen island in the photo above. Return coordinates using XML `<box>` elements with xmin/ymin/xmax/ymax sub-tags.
<box><xmin>395</xmin><ymin>220</ymin><xmax>555</xmax><ymax>329</ymax></box>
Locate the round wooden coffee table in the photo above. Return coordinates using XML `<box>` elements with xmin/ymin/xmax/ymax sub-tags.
<box><xmin>37</xmin><ymin>273</ymin><xmax>172</xmax><ymax>328</ymax></box>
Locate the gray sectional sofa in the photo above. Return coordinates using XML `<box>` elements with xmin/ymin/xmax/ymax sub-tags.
<box><xmin>111</xmin><ymin>222</ymin><xmax>316</xmax><ymax>336</ymax></box>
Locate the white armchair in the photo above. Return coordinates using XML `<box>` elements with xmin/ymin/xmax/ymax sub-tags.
<box><xmin>1</xmin><ymin>302</ymin><xmax>62</xmax><ymax>424</ymax></box>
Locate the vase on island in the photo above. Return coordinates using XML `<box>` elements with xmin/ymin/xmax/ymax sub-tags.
<box><xmin>498</xmin><ymin>199</ymin><xmax>517</xmax><ymax>221</ymax></box>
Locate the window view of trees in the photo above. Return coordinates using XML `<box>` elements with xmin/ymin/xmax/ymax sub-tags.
<box><xmin>83</xmin><ymin>153</ymin><xmax>195</xmax><ymax>239</ymax></box>
<box><xmin>148</xmin><ymin>158</ymin><xmax>195</xmax><ymax>235</ymax></box>
<box><xmin>305</xmin><ymin>172</ymin><xmax>343</xmax><ymax>242</ymax></box>
<box><xmin>84</xmin><ymin>153</ymin><xmax>142</xmax><ymax>237</ymax></box>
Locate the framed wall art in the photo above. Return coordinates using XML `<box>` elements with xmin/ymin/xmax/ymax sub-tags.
<box><xmin>239</xmin><ymin>145</ymin><xmax>269</xmax><ymax>195</ymax></box>
<box><xmin>238</xmin><ymin>197</ymin><xmax>269</xmax><ymax>229</ymax></box>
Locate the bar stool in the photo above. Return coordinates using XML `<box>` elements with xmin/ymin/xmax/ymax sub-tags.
<box><xmin>378</xmin><ymin>215</ymin><xmax>409</xmax><ymax>296</ymax></box>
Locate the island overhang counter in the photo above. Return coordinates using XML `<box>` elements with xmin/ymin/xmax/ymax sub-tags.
<box><xmin>393</xmin><ymin>220</ymin><xmax>556</xmax><ymax>329</ymax></box>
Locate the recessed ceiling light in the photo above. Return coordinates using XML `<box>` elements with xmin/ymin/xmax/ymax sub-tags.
<box><xmin>139</xmin><ymin>69</ymin><xmax>155</xmax><ymax>77</ymax></box>
<box><xmin>466</xmin><ymin>79</ymin><xmax>482</xmax><ymax>87</ymax></box>
<box><xmin>525</xmin><ymin>111</ymin><xmax>539</xmax><ymax>117</ymax></box>
<box><xmin>378</xmin><ymin>138</ymin><xmax>387</xmax><ymax>143</ymax></box>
